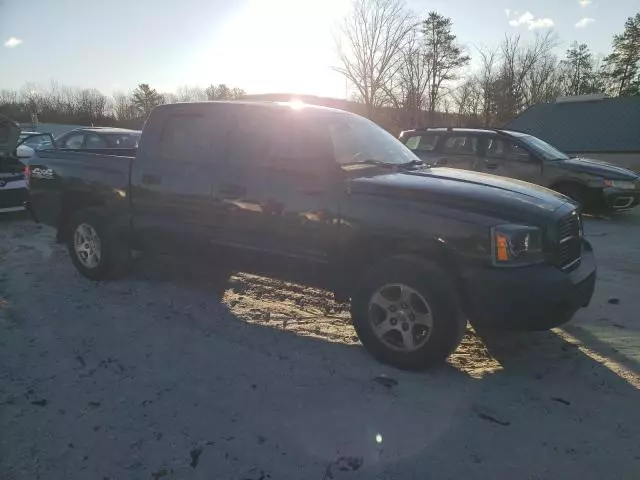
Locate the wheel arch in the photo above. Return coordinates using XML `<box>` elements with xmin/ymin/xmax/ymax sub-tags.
<box><xmin>334</xmin><ymin>235</ymin><xmax>463</xmax><ymax>301</ymax></box>
<box><xmin>56</xmin><ymin>190</ymin><xmax>106</xmax><ymax>243</ymax></box>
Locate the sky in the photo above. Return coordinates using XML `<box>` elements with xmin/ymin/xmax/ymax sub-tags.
<box><xmin>0</xmin><ymin>0</ymin><xmax>638</xmax><ymax>99</ymax></box>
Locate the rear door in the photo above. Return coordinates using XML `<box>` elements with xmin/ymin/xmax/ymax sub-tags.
<box><xmin>85</xmin><ymin>133</ymin><xmax>109</xmax><ymax>149</ymax></box>
<box><xmin>477</xmin><ymin>135</ymin><xmax>543</xmax><ymax>183</ymax></box>
<box><xmin>131</xmin><ymin>106</ymin><xmax>231</xmax><ymax>254</ymax></box>
<box><xmin>434</xmin><ymin>134</ymin><xmax>481</xmax><ymax>170</ymax></box>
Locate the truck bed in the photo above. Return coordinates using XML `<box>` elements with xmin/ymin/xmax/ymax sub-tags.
<box><xmin>28</xmin><ymin>148</ymin><xmax>135</xmax><ymax>228</ymax></box>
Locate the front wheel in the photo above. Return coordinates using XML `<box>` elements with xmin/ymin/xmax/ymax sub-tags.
<box><xmin>554</xmin><ymin>183</ymin><xmax>603</xmax><ymax>213</ymax></box>
<box><xmin>67</xmin><ymin>209</ymin><xmax>130</xmax><ymax>281</ymax></box>
<box><xmin>351</xmin><ymin>258</ymin><xmax>466</xmax><ymax>370</ymax></box>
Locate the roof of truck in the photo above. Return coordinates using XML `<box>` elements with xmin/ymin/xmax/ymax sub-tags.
<box><xmin>69</xmin><ymin>127</ymin><xmax>141</xmax><ymax>134</ymax></box>
<box><xmin>153</xmin><ymin>100</ymin><xmax>349</xmax><ymax>115</ymax></box>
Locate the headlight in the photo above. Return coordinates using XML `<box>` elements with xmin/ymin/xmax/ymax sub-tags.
<box><xmin>491</xmin><ymin>224</ymin><xmax>544</xmax><ymax>267</ymax></box>
<box><xmin>604</xmin><ymin>179</ymin><xmax>636</xmax><ymax>190</ymax></box>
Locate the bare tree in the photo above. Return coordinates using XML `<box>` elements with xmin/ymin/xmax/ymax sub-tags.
<box><xmin>172</xmin><ymin>86</ymin><xmax>208</xmax><ymax>102</ymax></box>
<box><xmin>382</xmin><ymin>27</ymin><xmax>432</xmax><ymax>127</ymax></box>
<box><xmin>451</xmin><ymin>78</ymin><xmax>479</xmax><ymax>125</ymax></box>
<box><xmin>204</xmin><ymin>84</ymin><xmax>246</xmax><ymax>100</ymax></box>
<box><xmin>524</xmin><ymin>51</ymin><xmax>562</xmax><ymax>106</ymax></box>
<box><xmin>335</xmin><ymin>0</ymin><xmax>415</xmax><ymax>119</ymax></box>
<box><xmin>494</xmin><ymin>32</ymin><xmax>558</xmax><ymax>123</ymax></box>
<box><xmin>476</xmin><ymin>47</ymin><xmax>498</xmax><ymax>126</ymax></box>
<box><xmin>113</xmin><ymin>92</ymin><xmax>138</xmax><ymax>122</ymax></box>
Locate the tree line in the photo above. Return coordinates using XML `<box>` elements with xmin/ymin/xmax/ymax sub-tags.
<box><xmin>336</xmin><ymin>0</ymin><xmax>640</xmax><ymax>127</ymax></box>
<box><xmin>0</xmin><ymin>82</ymin><xmax>245</xmax><ymax>129</ymax></box>
<box><xmin>1</xmin><ymin>2</ymin><xmax>638</xmax><ymax>131</ymax></box>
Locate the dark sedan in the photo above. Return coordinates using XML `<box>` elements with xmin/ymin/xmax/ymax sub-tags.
<box><xmin>56</xmin><ymin>127</ymin><xmax>141</xmax><ymax>149</ymax></box>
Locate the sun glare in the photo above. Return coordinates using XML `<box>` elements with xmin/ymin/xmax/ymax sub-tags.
<box><xmin>286</xmin><ymin>99</ymin><xmax>305</xmax><ymax>110</ymax></box>
<box><xmin>192</xmin><ymin>0</ymin><xmax>349</xmax><ymax>98</ymax></box>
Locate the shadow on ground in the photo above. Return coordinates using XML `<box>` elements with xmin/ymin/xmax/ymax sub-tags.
<box><xmin>1</xmin><ymin>218</ymin><xmax>639</xmax><ymax>479</ymax></box>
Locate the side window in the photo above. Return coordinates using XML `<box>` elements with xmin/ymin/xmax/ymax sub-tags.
<box><xmin>109</xmin><ymin>134</ymin><xmax>139</xmax><ymax>148</ymax></box>
<box><xmin>229</xmin><ymin>110</ymin><xmax>332</xmax><ymax>173</ymax></box>
<box><xmin>85</xmin><ymin>134</ymin><xmax>108</xmax><ymax>149</ymax></box>
<box><xmin>405</xmin><ymin>135</ymin><xmax>439</xmax><ymax>152</ymax></box>
<box><xmin>63</xmin><ymin>133</ymin><xmax>85</xmax><ymax>149</ymax></box>
<box><xmin>487</xmin><ymin>138</ymin><xmax>531</xmax><ymax>162</ymax></box>
<box><xmin>228</xmin><ymin>110</ymin><xmax>272</xmax><ymax>167</ymax></box>
<box><xmin>269</xmin><ymin>116</ymin><xmax>333</xmax><ymax>172</ymax></box>
<box><xmin>442</xmin><ymin>135</ymin><xmax>478</xmax><ymax>155</ymax></box>
<box><xmin>157</xmin><ymin>114</ymin><xmax>209</xmax><ymax>162</ymax></box>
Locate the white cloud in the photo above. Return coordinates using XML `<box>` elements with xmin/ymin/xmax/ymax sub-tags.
<box><xmin>504</xmin><ymin>8</ymin><xmax>511</xmax><ymax>17</ymax></box>
<box><xmin>575</xmin><ymin>17</ymin><xmax>595</xmax><ymax>28</ymax></box>
<box><xmin>508</xmin><ymin>11</ymin><xmax>554</xmax><ymax>30</ymax></box>
<box><xmin>509</xmin><ymin>11</ymin><xmax>533</xmax><ymax>26</ymax></box>
<box><xmin>529</xmin><ymin>18</ymin><xmax>555</xmax><ymax>29</ymax></box>
<box><xmin>579</xmin><ymin>0</ymin><xmax>592</xmax><ymax>7</ymax></box>
<box><xmin>4</xmin><ymin>36</ymin><xmax>23</xmax><ymax>48</ymax></box>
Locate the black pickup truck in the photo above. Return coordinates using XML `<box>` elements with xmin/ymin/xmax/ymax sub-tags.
<box><xmin>28</xmin><ymin>101</ymin><xmax>597</xmax><ymax>369</ymax></box>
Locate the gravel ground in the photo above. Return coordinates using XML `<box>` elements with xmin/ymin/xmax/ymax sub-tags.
<box><xmin>1</xmin><ymin>211</ymin><xmax>639</xmax><ymax>480</ymax></box>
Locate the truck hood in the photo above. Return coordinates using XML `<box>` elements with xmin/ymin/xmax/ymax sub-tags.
<box><xmin>350</xmin><ymin>167</ymin><xmax>571</xmax><ymax>222</ymax></box>
<box><xmin>556</xmin><ymin>157</ymin><xmax>639</xmax><ymax>180</ymax></box>
<box><xmin>0</xmin><ymin>114</ymin><xmax>20</xmax><ymax>158</ymax></box>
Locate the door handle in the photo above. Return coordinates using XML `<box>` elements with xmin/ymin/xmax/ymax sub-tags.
<box><xmin>219</xmin><ymin>183</ymin><xmax>246</xmax><ymax>198</ymax></box>
<box><xmin>141</xmin><ymin>173</ymin><xmax>162</xmax><ymax>185</ymax></box>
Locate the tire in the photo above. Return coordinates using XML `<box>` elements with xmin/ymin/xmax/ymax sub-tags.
<box><xmin>351</xmin><ymin>257</ymin><xmax>466</xmax><ymax>370</ymax></box>
<box><xmin>67</xmin><ymin>208</ymin><xmax>131</xmax><ymax>281</ymax></box>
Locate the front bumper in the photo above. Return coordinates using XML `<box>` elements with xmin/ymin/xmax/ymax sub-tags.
<box><xmin>602</xmin><ymin>187</ymin><xmax>640</xmax><ymax>210</ymax></box>
<box><xmin>462</xmin><ymin>240</ymin><xmax>596</xmax><ymax>331</ymax></box>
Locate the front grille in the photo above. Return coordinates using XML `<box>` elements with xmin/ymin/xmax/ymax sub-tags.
<box><xmin>0</xmin><ymin>187</ymin><xmax>28</xmax><ymax>209</ymax></box>
<box><xmin>556</xmin><ymin>211</ymin><xmax>582</xmax><ymax>271</ymax></box>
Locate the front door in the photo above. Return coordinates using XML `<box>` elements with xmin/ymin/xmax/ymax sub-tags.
<box><xmin>477</xmin><ymin>136</ymin><xmax>543</xmax><ymax>183</ymax></box>
<box><xmin>433</xmin><ymin>134</ymin><xmax>481</xmax><ymax>170</ymax></box>
<box><xmin>213</xmin><ymin>106</ymin><xmax>340</xmax><ymax>265</ymax></box>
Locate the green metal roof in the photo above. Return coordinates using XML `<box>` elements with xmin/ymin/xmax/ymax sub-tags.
<box><xmin>504</xmin><ymin>96</ymin><xmax>640</xmax><ymax>153</ymax></box>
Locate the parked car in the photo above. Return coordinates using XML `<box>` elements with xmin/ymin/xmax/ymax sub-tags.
<box><xmin>56</xmin><ymin>127</ymin><xmax>141</xmax><ymax>149</ymax></box>
<box><xmin>0</xmin><ymin>115</ymin><xmax>54</xmax><ymax>213</ymax></box>
<box><xmin>27</xmin><ymin>102</ymin><xmax>596</xmax><ymax>370</ymax></box>
<box><xmin>399</xmin><ymin>127</ymin><xmax>640</xmax><ymax>212</ymax></box>
<box><xmin>16</xmin><ymin>130</ymin><xmax>56</xmax><ymax>159</ymax></box>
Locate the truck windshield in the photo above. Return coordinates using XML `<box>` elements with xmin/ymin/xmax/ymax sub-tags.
<box><xmin>520</xmin><ymin>135</ymin><xmax>569</xmax><ymax>161</ymax></box>
<box><xmin>322</xmin><ymin>112</ymin><xmax>421</xmax><ymax>166</ymax></box>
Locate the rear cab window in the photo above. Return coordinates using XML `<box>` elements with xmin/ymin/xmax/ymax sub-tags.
<box><xmin>155</xmin><ymin>109</ymin><xmax>232</xmax><ymax>164</ymax></box>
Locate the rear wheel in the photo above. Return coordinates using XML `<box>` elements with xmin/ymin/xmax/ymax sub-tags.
<box><xmin>351</xmin><ymin>258</ymin><xmax>466</xmax><ymax>370</ymax></box>
<box><xmin>67</xmin><ymin>209</ymin><xmax>130</xmax><ymax>280</ymax></box>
